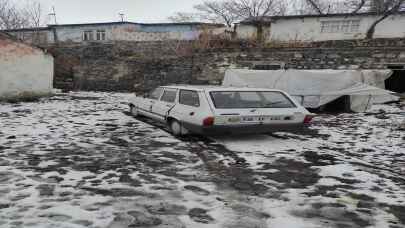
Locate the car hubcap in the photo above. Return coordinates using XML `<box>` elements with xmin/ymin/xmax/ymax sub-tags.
<box><xmin>171</xmin><ymin>121</ymin><xmax>182</xmax><ymax>135</ymax></box>
<box><xmin>130</xmin><ymin>106</ymin><xmax>138</xmax><ymax>116</ymax></box>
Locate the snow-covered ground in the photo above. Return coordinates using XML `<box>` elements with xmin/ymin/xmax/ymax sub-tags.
<box><xmin>0</xmin><ymin>92</ymin><xmax>404</xmax><ymax>228</ymax></box>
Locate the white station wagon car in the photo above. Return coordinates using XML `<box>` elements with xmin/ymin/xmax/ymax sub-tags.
<box><xmin>128</xmin><ymin>85</ymin><xmax>314</xmax><ymax>135</ymax></box>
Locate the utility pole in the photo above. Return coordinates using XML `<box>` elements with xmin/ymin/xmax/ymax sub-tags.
<box><xmin>119</xmin><ymin>13</ymin><xmax>125</xmax><ymax>22</ymax></box>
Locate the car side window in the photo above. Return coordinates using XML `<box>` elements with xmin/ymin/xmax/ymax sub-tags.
<box><xmin>179</xmin><ymin>90</ymin><xmax>200</xmax><ymax>107</ymax></box>
<box><xmin>160</xmin><ymin>90</ymin><xmax>177</xmax><ymax>103</ymax></box>
<box><xmin>150</xmin><ymin>88</ymin><xmax>163</xmax><ymax>100</ymax></box>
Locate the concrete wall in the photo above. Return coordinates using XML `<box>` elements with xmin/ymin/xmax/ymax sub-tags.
<box><xmin>0</xmin><ymin>37</ymin><xmax>54</xmax><ymax>100</ymax></box>
<box><xmin>237</xmin><ymin>14</ymin><xmax>405</xmax><ymax>42</ymax></box>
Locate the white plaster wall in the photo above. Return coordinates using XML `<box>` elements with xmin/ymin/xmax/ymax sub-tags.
<box><xmin>373</xmin><ymin>14</ymin><xmax>405</xmax><ymax>38</ymax></box>
<box><xmin>270</xmin><ymin>15</ymin><xmax>405</xmax><ymax>42</ymax></box>
<box><xmin>237</xmin><ymin>14</ymin><xmax>405</xmax><ymax>42</ymax></box>
<box><xmin>0</xmin><ymin>39</ymin><xmax>54</xmax><ymax>99</ymax></box>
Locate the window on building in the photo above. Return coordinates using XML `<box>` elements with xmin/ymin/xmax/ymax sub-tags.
<box><xmin>330</xmin><ymin>21</ymin><xmax>340</xmax><ymax>33</ymax></box>
<box><xmin>320</xmin><ymin>22</ymin><xmax>329</xmax><ymax>33</ymax></box>
<box><xmin>320</xmin><ymin>20</ymin><xmax>361</xmax><ymax>33</ymax></box>
<box><xmin>341</xmin><ymin>21</ymin><xmax>351</xmax><ymax>33</ymax></box>
<box><xmin>83</xmin><ymin>30</ymin><xmax>94</xmax><ymax>41</ymax></box>
<box><xmin>350</xmin><ymin>20</ymin><xmax>361</xmax><ymax>32</ymax></box>
<box><xmin>96</xmin><ymin>30</ymin><xmax>106</xmax><ymax>41</ymax></box>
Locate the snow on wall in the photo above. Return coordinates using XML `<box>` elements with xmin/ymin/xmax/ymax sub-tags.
<box><xmin>237</xmin><ymin>14</ymin><xmax>405</xmax><ymax>42</ymax></box>
<box><xmin>0</xmin><ymin>37</ymin><xmax>54</xmax><ymax>99</ymax></box>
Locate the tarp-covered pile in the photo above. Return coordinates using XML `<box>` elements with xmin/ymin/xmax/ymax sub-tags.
<box><xmin>223</xmin><ymin>69</ymin><xmax>398</xmax><ymax>112</ymax></box>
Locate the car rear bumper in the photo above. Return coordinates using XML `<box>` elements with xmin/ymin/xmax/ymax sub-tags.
<box><xmin>182</xmin><ymin>122</ymin><xmax>307</xmax><ymax>135</ymax></box>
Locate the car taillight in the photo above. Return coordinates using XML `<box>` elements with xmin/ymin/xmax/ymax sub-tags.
<box><xmin>303</xmin><ymin>115</ymin><xmax>314</xmax><ymax>124</ymax></box>
<box><xmin>203</xmin><ymin>117</ymin><xmax>215</xmax><ymax>126</ymax></box>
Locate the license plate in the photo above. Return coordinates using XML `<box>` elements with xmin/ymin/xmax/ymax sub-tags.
<box><xmin>228</xmin><ymin>117</ymin><xmax>241</xmax><ymax>123</ymax></box>
<box><xmin>242</xmin><ymin>116</ymin><xmax>284</xmax><ymax>122</ymax></box>
<box><xmin>242</xmin><ymin>116</ymin><xmax>266</xmax><ymax>122</ymax></box>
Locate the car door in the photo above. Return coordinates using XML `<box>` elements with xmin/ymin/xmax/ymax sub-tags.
<box><xmin>138</xmin><ymin>87</ymin><xmax>163</xmax><ymax>119</ymax></box>
<box><xmin>151</xmin><ymin>88</ymin><xmax>178</xmax><ymax>122</ymax></box>
<box><xmin>176</xmin><ymin>90</ymin><xmax>202</xmax><ymax>126</ymax></box>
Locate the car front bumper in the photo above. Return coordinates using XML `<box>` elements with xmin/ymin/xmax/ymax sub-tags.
<box><xmin>182</xmin><ymin>122</ymin><xmax>307</xmax><ymax>135</ymax></box>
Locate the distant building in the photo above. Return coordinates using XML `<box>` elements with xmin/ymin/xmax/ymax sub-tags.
<box><xmin>2</xmin><ymin>22</ymin><xmax>225</xmax><ymax>45</ymax></box>
<box><xmin>236</xmin><ymin>12</ymin><xmax>405</xmax><ymax>42</ymax></box>
<box><xmin>0</xmin><ymin>33</ymin><xmax>53</xmax><ymax>100</ymax></box>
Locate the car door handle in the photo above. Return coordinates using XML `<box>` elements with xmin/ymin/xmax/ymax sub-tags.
<box><xmin>189</xmin><ymin>112</ymin><xmax>195</xmax><ymax>116</ymax></box>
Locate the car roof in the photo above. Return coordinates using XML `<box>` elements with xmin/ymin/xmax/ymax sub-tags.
<box><xmin>160</xmin><ymin>85</ymin><xmax>285</xmax><ymax>93</ymax></box>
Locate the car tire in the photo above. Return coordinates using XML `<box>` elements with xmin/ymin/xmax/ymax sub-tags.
<box><xmin>169</xmin><ymin>119</ymin><xmax>187</xmax><ymax>136</ymax></box>
<box><xmin>129</xmin><ymin>105</ymin><xmax>138</xmax><ymax>117</ymax></box>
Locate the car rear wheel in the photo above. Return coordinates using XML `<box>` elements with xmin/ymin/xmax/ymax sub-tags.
<box><xmin>169</xmin><ymin>119</ymin><xmax>188</xmax><ymax>136</ymax></box>
<box><xmin>129</xmin><ymin>105</ymin><xmax>138</xmax><ymax>117</ymax></box>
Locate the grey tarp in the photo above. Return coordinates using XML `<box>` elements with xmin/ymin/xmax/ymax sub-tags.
<box><xmin>223</xmin><ymin>69</ymin><xmax>398</xmax><ymax>112</ymax></box>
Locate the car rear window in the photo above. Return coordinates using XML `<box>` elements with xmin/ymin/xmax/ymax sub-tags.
<box><xmin>161</xmin><ymin>90</ymin><xmax>177</xmax><ymax>103</ymax></box>
<box><xmin>179</xmin><ymin>90</ymin><xmax>200</xmax><ymax>107</ymax></box>
<box><xmin>210</xmin><ymin>91</ymin><xmax>296</xmax><ymax>109</ymax></box>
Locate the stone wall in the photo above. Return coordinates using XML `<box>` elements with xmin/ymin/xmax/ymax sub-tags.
<box><xmin>48</xmin><ymin>38</ymin><xmax>405</xmax><ymax>93</ymax></box>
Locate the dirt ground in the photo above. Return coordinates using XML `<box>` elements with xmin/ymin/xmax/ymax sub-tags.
<box><xmin>0</xmin><ymin>92</ymin><xmax>404</xmax><ymax>228</ymax></box>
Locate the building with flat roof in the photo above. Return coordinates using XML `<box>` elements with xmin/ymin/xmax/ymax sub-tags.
<box><xmin>2</xmin><ymin>22</ymin><xmax>225</xmax><ymax>45</ymax></box>
<box><xmin>236</xmin><ymin>12</ymin><xmax>405</xmax><ymax>42</ymax></box>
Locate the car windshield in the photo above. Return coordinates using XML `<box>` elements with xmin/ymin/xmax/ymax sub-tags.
<box><xmin>210</xmin><ymin>91</ymin><xmax>296</xmax><ymax>109</ymax></box>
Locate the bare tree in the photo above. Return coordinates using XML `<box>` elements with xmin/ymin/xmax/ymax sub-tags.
<box><xmin>0</xmin><ymin>0</ymin><xmax>28</xmax><ymax>29</ymax></box>
<box><xmin>350</xmin><ymin>0</ymin><xmax>368</xmax><ymax>13</ymax></box>
<box><xmin>0</xmin><ymin>0</ymin><xmax>44</xmax><ymax>30</ymax></box>
<box><xmin>168</xmin><ymin>0</ymin><xmax>287</xmax><ymax>27</ymax></box>
<box><xmin>228</xmin><ymin>0</ymin><xmax>286</xmax><ymax>19</ymax></box>
<box><xmin>305</xmin><ymin>0</ymin><xmax>324</xmax><ymax>14</ymax></box>
<box><xmin>303</xmin><ymin>0</ymin><xmax>369</xmax><ymax>14</ymax></box>
<box><xmin>168</xmin><ymin>12</ymin><xmax>200</xmax><ymax>23</ymax></box>
<box><xmin>194</xmin><ymin>0</ymin><xmax>242</xmax><ymax>27</ymax></box>
<box><xmin>366</xmin><ymin>0</ymin><xmax>405</xmax><ymax>38</ymax></box>
<box><xmin>168</xmin><ymin>0</ymin><xmax>287</xmax><ymax>43</ymax></box>
<box><xmin>304</xmin><ymin>0</ymin><xmax>404</xmax><ymax>38</ymax></box>
<box><xmin>25</xmin><ymin>1</ymin><xmax>43</xmax><ymax>28</ymax></box>
<box><xmin>228</xmin><ymin>0</ymin><xmax>288</xmax><ymax>42</ymax></box>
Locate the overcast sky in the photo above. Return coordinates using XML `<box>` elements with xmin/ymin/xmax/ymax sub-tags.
<box><xmin>15</xmin><ymin>0</ymin><xmax>204</xmax><ymax>24</ymax></box>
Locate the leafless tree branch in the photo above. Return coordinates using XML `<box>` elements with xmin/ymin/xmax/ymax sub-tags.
<box><xmin>305</xmin><ymin>0</ymin><xmax>324</xmax><ymax>14</ymax></box>
<box><xmin>0</xmin><ymin>0</ymin><xmax>44</xmax><ymax>30</ymax></box>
